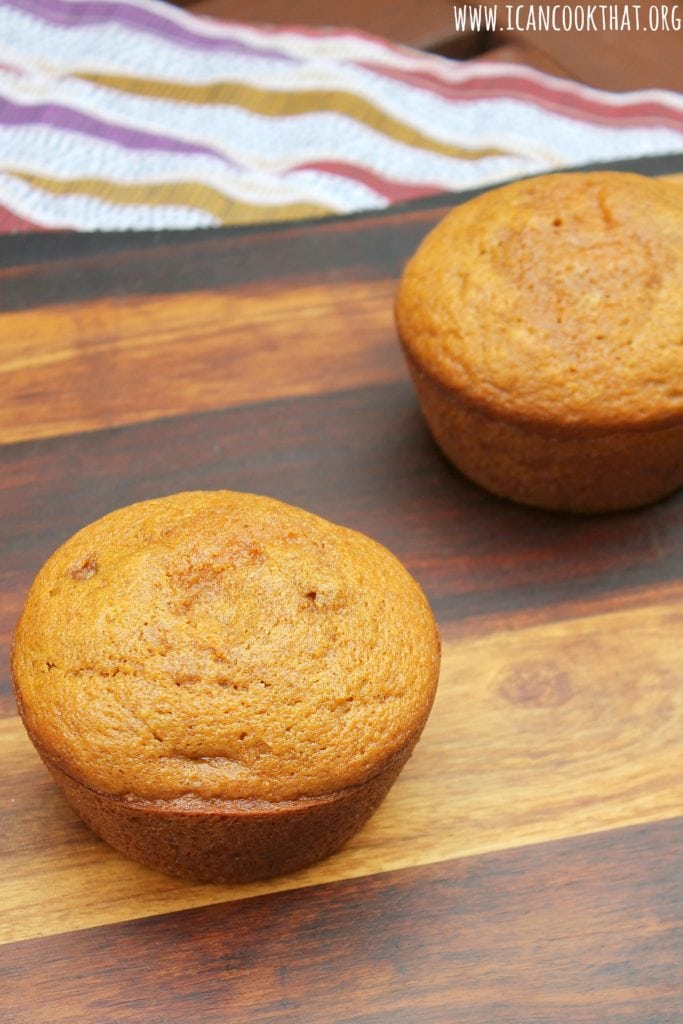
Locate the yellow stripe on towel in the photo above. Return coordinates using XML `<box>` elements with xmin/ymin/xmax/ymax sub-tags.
<box><xmin>10</xmin><ymin>171</ymin><xmax>334</xmax><ymax>225</ymax></box>
<box><xmin>77</xmin><ymin>72</ymin><xmax>504</xmax><ymax>162</ymax></box>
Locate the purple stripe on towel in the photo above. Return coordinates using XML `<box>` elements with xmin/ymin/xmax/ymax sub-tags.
<box><xmin>2</xmin><ymin>0</ymin><xmax>297</xmax><ymax>60</ymax></box>
<box><xmin>0</xmin><ymin>97</ymin><xmax>240</xmax><ymax>167</ymax></box>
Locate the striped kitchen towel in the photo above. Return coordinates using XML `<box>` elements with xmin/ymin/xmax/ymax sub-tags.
<box><xmin>0</xmin><ymin>0</ymin><xmax>682</xmax><ymax>231</ymax></box>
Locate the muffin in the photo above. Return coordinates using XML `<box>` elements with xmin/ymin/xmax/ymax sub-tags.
<box><xmin>396</xmin><ymin>171</ymin><xmax>683</xmax><ymax>513</ymax></box>
<box><xmin>12</xmin><ymin>491</ymin><xmax>440</xmax><ymax>882</ymax></box>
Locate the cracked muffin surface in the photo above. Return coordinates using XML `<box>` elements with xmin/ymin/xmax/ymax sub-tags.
<box><xmin>395</xmin><ymin>171</ymin><xmax>683</xmax><ymax>513</ymax></box>
<box><xmin>12</xmin><ymin>491</ymin><xmax>440</xmax><ymax>804</ymax></box>
<box><xmin>396</xmin><ymin>171</ymin><xmax>683</xmax><ymax>429</ymax></box>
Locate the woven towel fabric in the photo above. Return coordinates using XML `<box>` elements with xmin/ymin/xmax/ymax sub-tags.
<box><xmin>0</xmin><ymin>0</ymin><xmax>682</xmax><ymax>231</ymax></box>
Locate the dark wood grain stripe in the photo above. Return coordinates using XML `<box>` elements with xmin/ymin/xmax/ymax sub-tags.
<box><xmin>0</xmin><ymin>206</ymin><xmax>435</xmax><ymax>314</ymax></box>
<box><xmin>3</xmin><ymin>817</ymin><xmax>682</xmax><ymax>1023</ymax></box>
<box><xmin>3</xmin><ymin>380</ymin><xmax>681</xmax><ymax>712</ymax></box>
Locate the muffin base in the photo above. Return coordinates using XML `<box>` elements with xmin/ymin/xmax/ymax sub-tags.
<box><xmin>407</xmin><ymin>356</ymin><xmax>683</xmax><ymax>514</ymax></box>
<box><xmin>40</xmin><ymin>749</ymin><xmax>413</xmax><ymax>883</ymax></box>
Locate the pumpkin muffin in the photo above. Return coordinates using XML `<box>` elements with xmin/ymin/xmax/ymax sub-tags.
<box><xmin>396</xmin><ymin>171</ymin><xmax>683</xmax><ymax>513</ymax></box>
<box><xmin>12</xmin><ymin>491</ymin><xmax>440</xmax><ymax>882</ymax></box>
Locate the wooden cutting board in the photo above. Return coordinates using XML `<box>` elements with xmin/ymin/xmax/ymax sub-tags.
<box><xmin>2</xmin><ymin>155</ymin><xmax>683</xmax><ymax>1023</ymax></box>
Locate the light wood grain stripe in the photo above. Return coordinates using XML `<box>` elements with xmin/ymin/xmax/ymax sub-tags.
<box><xmin>77</xmin><ymin>73</ymin><xmax>503</xmax><ymax>162</ymax></box>
<box><xmin>0</xmin><ymin>279</ymin><xmax>403</xmax><ymax>443</ymax></box>
<box><xmin>3</xmin><ymin>596</ymin><xmax>682</xmax><ymax>943</ymax></box>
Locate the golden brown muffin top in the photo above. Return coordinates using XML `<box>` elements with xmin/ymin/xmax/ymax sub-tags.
<box><xmin>396</xmin><ymin>172</ymin><xmax>683</xmax><ymax>430</ymax></box>
<box><xmin>13</xmin><ymin>492</ymin><xmax>439</xmax><ymax>803</ymax></box>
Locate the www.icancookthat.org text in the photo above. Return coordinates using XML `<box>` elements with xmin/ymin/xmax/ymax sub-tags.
<box><xmin>453</xmin><ymin>3</ymin><xmax>682</xmax><ymax>31</ymax></box>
